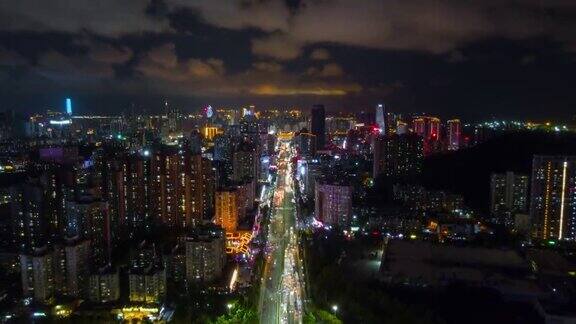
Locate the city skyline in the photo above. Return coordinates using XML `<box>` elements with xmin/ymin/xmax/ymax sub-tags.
<box><xmin>2</xmin><ymin>2</ymin><xmax>576</xmax><ymax>323</ymax></box>
<box><xmin>1</xmin><ymin>1</ymin><xmax>576</xmax><ymax>119</ymax></box>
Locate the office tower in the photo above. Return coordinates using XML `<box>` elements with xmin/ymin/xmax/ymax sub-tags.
<box><xmin>65</xmin><ymin>98</ymin><xmax>72</xmax><ymax>115</ymax></box>
<box><xmin>376</xmin><ymin>104</ymin><xmax>385</xmax><ymax>133</ymax></box>
<box><xmin>447</xmin><ymin>119</ymin><xmax>461</xmax><ymax>151</ymax></box>
<box><xmin>129</xmin><ymin>241</ymin><xmax>166</xmax><ymax>303</ymax></box>
<box><xmin>530</xmin><ymin>156</ymin><xmax>576</xmax><ymax>241</ymax></box>
<box><xmin>88</xmin><ymin>266</ymin><xmax>120</xmax><ymax>303</ymax></box>
<box><xmin>10</xmin><ymin>183</ymin><xmax>46</xmax><ymax>251</ymax></box>
<box><xmin>185</xmin><ymin>225</ymin><xmax>226</xmax><ymax>282</ymax></box>
<box><xmin>490</xmin><ymin>172</ymin><xmax>529</xmax><ymax>215</ymax></box>
<box><xmin>295</xmin><ymin>131</ymin><xmax>317</xmax><ymax>157</ymax></box>
<box><xmin>214</xmin><ymin>188</ymin><xmax>244</xmax><ymax>232</ymax></box>
<box><xmin>373</xmin><ymin>134</ymin><xmax>424</xmax><ymax>178</ymax></box>
<box><xmin>64</xmin><ymin>238</ymin><xmax>90</xmax><ymax>297</ymax></box>
<box><xmin>311</xmin><ymin>105</ymin><xmax>326</xmax><ymax>149</ymax></box>
<box><xmin>20</xmin><ymin>247</ymin><xmax>55</xmax><ymax>303</ymax></box>
<box><xmin>315</xmin><ymin>179</ymin><xmax>353</xmax><ymax>226</ymax></box>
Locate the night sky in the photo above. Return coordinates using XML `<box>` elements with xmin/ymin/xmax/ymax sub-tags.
<box><xmin>0</xmin><ymin>0</ymin><xmax>575</xmax><ymax>120</ymax></box>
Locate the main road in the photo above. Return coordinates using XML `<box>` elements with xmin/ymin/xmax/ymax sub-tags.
<box><xmin>259</xmin><ymin>141</ymin><xmax>305</xmax><ymax>324</ymax></box>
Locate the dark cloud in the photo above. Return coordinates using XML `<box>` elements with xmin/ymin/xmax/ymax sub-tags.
<box><xmin>0</xmin><ymin>0</ymin><xmax>575</xmax><ymax>119</ymax></box>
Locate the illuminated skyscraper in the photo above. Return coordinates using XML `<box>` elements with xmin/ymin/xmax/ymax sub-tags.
<box><xmin>65</xmin><ymin>98</ymin><xmax>72</xmax><ymax>115</ymax></box>
<box><xmin>413</xmin><ymin>116</ymin><xmax>441</xmax><ymax>140</ymax></box>
<box><xmin>530</xmin><ymin>156</ymin><xmax>576</xmax><ymax>241</ymax></box>
<box><xmin>214</xmin><ymin>189</ymin><xmax>244</xmax><ymax>232</ymax></box>
<box><xmin>311</xmin><ymin>105</ymin><xmax>326</xmax><ymax>149</ymax></box>
<box><xmin>376</xmin><ymin>104</ymin><xmax>385</xmax><ymax>133</ymax></box>
<box><xmin>412</xmin><ymin>116</ymin><xmax>441</xmax><ymax>155</ymax></box>
<box><xmin>447</xmin><ymin>119</ymin><xmax>461</xmax><ymax>151</ymax></box>
<box><xmin>314</xmin><ymin>179</ymin><xmax>352</xmax><ymax>226</ymax></box>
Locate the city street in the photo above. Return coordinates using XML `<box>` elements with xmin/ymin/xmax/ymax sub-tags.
<box><xmin>259</xmin><ymin>141</ymin><xmax>305</xmax><ymax>324</ymax></box>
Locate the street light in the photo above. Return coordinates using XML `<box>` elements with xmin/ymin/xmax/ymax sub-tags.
<box><xmin>226</xmin><ymin>303</ymin><xmax>233</xmax><ymax>311</ymax></box>
<box><xmin>331</xmin><ymin>304</ymin><xmax>338</xmax><ymax>313</ymax></box>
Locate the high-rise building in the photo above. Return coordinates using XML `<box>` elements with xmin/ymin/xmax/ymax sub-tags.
<box><xmin>185</xmin><ymin>225</ymin><xmax>226</xmax><ymax>282</ymax></box>
<box><xmin>65</xmin><ymin>197</ymin><xmax>111</xmax><ymax>268</ymax></box>
<box><xmin>490</xmin><ymin>172</ymin><xmax>529</xmax><ymax>216</ymax></box>
<box><xmin>185</xmin><ymin>154</ymin><xmax>215</xmax><ymax>223</ymax></box>
<box><xmin>295</xmin><ymin>132</ymin><xmax>317</xmax><ymax>157</ymax></box>
<box><xmin>232</xmin><ymin>141</ymin><xmax>258</xmax><ymax>186</ymax></box>
<box><xmin>128</xmin><ymin>241</ymin><xmax>166</xmax><ymax>304</ymax></box>
<box><xmin>447</xmin><ymin>119</ymin><xmax>461</xmax><ymax>151</ymax></box>
<box><xmin>101</xmin><ymin>161</ymin><xmax>125</xmax><ymax>242</ymax></box>
<box><xmin>530</xmin><ymin>156</ymin><xmax>576</xmax><ymax>241</ymax></box>
<box><xmin>20</xmin><ymin>246</ymin><xmax>56</xmax><ymax>303</ymax></box>
<box><xmin>373</xmin><ymin>134</ymin><xmax>424</xmax><ymax>178</ymax></box>
<box><xmin>10</xmin><ymin>183</ymin><xmax>46</xmax><ymax>251</ymax></box>
<box><xmin>214</xmin><ymin>189</ymin><xmax>244</xmax><ymax>232</ymax></box>
<box><xmin>65</xmin><ymin>98</ymin><xmax>72</xmax><ymax>115</ymax></box>
<box><xmin>311</xmin><ymin>105</ymin><xmax>326</xmax><ymax>149</ymax></box>
<box><xmin>88</xmin><ymin>266</ymin><xmax>120</xmax><ymax>303</ymax></box>
<box><xmin>124</xmin><ymin>153</ymin><xmax>152</xmax><ymax>233</ymax></box>
<box><xmin>235</xmin><ymin>180</ymin><xmax>255</xmax><ymax>212</ymax></box>
<box><xmin>314</xmin><ymin>179</ymin><xmax>353</xmax><ymax>226</ymax></box>
<box><xmin>150</xmin><ymin>147</ymin><xmax>182</xmax><ymax>227</ymax></box>
<box><xmin>413</xmin><ymin>116</ymin><xmax>441</xmax><ymax>155</ymax></box>
<box><xmin>376</xmin><ymin>104</ymin><xmax>385</xmax><ymax>133</ymax></box>
<box><xmin>165</xmin><ymin>100</ymin><xmax>182</xmax><ymax>135</ymax></box>
<box><xmin>239</xmin><ymin>113</ymin><xmax>260</xmax><ymax>146</ymax></box>
<box><xmin>64</xmin><ymin>238</ymin><xmax>90</xmax><ymax>298</ymax></box>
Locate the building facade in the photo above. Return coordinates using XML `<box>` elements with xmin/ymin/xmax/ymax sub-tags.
<box><xmin>530</xmin><ymin>156</ymin><xmax>576</xmax><ymax>241</ymax></box>
<box><xmin>314</xmin><ymin>180</ymin><xmax>353</xmax><ymax>226</ymax></box>
<box><xmin>490</xmin><ymin>172</ymin><xmax>529</xmax><ymax>216</ymax></box>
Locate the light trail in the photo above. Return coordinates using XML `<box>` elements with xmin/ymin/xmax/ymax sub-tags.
<box><xmin>259</xmin><ymin>141</ymin><xmax>305</xmax><ymax>324</ymax></box>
